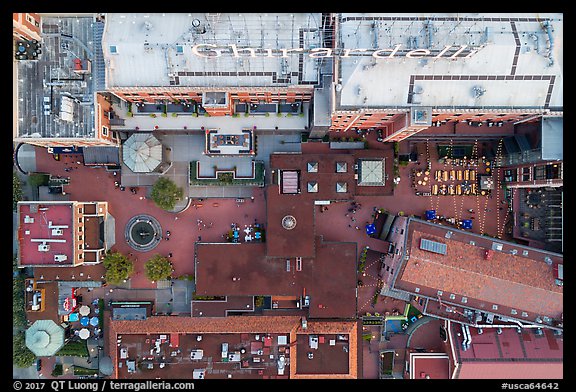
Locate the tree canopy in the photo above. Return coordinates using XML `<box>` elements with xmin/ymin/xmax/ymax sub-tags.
<box><xmin>150</xmin><ymin>177</ymin><xmax>183</xmax><ymax>211</ymax></box>
<box><xmin>144</xmin><ymin>254</ymin><xmax>173</xmax><ymax>282</ymax></box>
<box><xmin>13</xmin><ymin>332</ymin><xmax>36</xmax><ymax>368</ymax></box>
<box><xmin>13</xmin><ymin>171</ymin><xmax>23</xmax><ymax>211</ymax></box>
<box><xmin>103</xmin><ymin>252</ymin><xmax>134</xmax><ymax>285</ymax></box>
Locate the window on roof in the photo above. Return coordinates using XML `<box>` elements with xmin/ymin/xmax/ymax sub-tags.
<box><xmin>437</xmin><ymin>290</ymin><xmax>443</xmax><ymax>296</ymax></box>
<box><xmin>414</xmin><ymin>287</ymin><xmax>420</xmax><ymax>293</ymax></box>
<box><xmin>461</xmin><ymin>297</ymin><xmax>468</xmax><ymax>303</ymax></box>
<box><xmin>109</xmin><ymin>45</ymin><xmax>118</xmax><ymax>54</ymax></box>
<box><xmin>511</xmin><ymin>309</ymin><xmax>518</xmax><ymax>315</ymax></box>
<box><xmin>449</xmin><ymin>294</ymin><xmax>456</xmax><ymax>300</ymax></box>
<box><xmin>492</xmin><ymin>305</ymin><xmax>498</xmax><ymax>310</ymax></box>
<box><xmin>522</xmin><ymin>312</ymin><xmax>528</xmax><ymax>317</ymax></box>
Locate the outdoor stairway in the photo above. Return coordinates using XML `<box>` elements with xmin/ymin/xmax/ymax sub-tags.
<box><xmin>92</xmin><ymin>20</ymin><xmax>106</xmax><ymax>92</ymax></box>
<box><xmin>379</xmin><ymin>284</ymin><xmax>411</xmax><ymax>302</ymax></box>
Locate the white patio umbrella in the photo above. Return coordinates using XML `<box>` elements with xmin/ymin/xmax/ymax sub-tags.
<box><xmin>79</xmin><ymin>328</ymin><xmax>90</xmax><ymax>340</ymax></box>
<box><xmin>79</xmin><ymin>305</ymin><xmax>91</xmax><ymax>316</ymax></box>
<box><xmin>122</xmin><ymin>133</ymin><xmax>163</xmax><ymax>173</ymax></box>
<box><xmin>25</xmin><ymin>320</ymin><xmax>65</xmax><ymax>357</ymax></box>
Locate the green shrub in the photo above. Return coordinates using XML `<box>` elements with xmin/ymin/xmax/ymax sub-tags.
<box><xmin>52</xmin><ymin>364</ymin><xmax>63</xmax><ymax>377</ymax></box>
<box><xmin>57</xmin><ymin>340</ymin><xmax>89</xmax><ymax>357</ymax></box>
<box><xmin>244</xmin><ymin>112</ymin><xmax>250</xmax><ymax>117</ymax></box>
<box><xmin>171</xmin><ymin>112</ymin><xmax>178</xmax><ymax>117</ymax></box>
<box><xmin>161</xmin><ymin>113</ymin><xmax>167</xmax><ymax>117</ymax></box>
<box><xmin>150</xmin><ymin>113</ymin><xmax>157</xmax><ymax>118</ymax></box>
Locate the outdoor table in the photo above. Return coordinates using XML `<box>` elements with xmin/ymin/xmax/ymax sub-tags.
<box><xmin>481</xmin><ymin>190</ymin><xmax>486</xmax><ymax>196</ymax></box>
<box><xmin>425</xmin><ymin>171</ymin><xmax>430</xmax><ymax>176</ymax></box>
<box><xmin>442</xmin><ymin>171</ymin><xmax>448</xmax><ymax>182</ymax></box>
<box><xmin>423</xmin><ymin>177</ymin><xmax>428</xmax><ymax>181</ymax></box>
<box><xmin>418</xmin><ymin>180</ymin><xmax>422</xmax><ymax>185</ymax></box>
<box><xmin>416</xmin><ymin>172</ymin><xmax>422</xmax><ymax>177</ymax></box>
<box><xmin>471</xmin><ymin>170</ymin><xmax>476</xmax><ymax>181</ymax></box>
<box><xmin>450</xmin><ymin>170</ymin><xmax>456</xmax><ymax>180</ymax></box>
<box><xmin>457</xmin><ymin>170</ymin><xmax>462</xmax><ymax>180</ymax></box>
<box><xmin>422</xmin><ymin>181</ymin><xmax>427</xmax><ymax>186</ymax></box>
<box><xmin>464</xmin><ymin>170</ymin><xmax>470</xmax><ymax>180</ymax></box>
<box><xmin>432</xmin><ymin>184</ymin><xmax>438</xmax><ymax>195</ymax></box>
<box><xmin>456</xmin><ymin>184</ymin><xmax>462</xmax><ymax>195</ymax></box>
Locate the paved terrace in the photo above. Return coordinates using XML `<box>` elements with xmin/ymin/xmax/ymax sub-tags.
<box><xmin>395</xmin><ymin>219</ymin><xmax>563</xmax><ymax>326</ymax></box>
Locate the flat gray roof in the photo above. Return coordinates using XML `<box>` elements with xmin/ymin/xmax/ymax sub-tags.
<box><xmin>102</xmin><ymin>13</ymin><xmax>323</xmax><ymax>88</ymax></box>
<box><xmin>337</xmin><ymin>13</ymin><xmax>563</xmax><ymax>109</ymax></box>
<box><xmin>541</xmin><ymin>116</ymin><xmax>563</xmax><ymax>160</ymax></box>
<box><xmin>16</xmin><ymin>16</ymin><xmax>99</xmax><ymax>139</ymax></box>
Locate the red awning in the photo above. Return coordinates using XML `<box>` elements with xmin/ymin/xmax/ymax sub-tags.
<box><xmin>170</xmin><ymin>333</ymin><xmax>179</xmax><ymax>348</ymax></box>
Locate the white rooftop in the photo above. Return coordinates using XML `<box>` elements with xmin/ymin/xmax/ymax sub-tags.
<box><xmin>102</xmin><ymin>13</ymin><xmax>323</xmax><ymax>88</ymax></box>
<box><xmin>337</xmin><ymin>13</ymin><xmax>563</xmax><ymax>109</ymax></box>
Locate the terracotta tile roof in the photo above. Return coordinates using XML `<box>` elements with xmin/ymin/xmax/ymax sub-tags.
<box><xmin>395</xmin><ymin>219</ymin><xmax>563</xmax><ymax>323</ymax></box>
<box><xmin>107</xmin><ymin>315</ymin><xmax>358</xmax><ymax>379</ymax></box>
<box><xmin>33</xmin><ymin>263</ymin><xmax>106</xmax><ymax>282</ymax></box>
<box><xmin>457</xmin><ymin>362</ymin><xmax>563</xmax><ymax>379</ymax></box>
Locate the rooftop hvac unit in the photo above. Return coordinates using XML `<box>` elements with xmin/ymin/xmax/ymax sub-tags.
<box><xmin>52</xmin><ymin>228</ymin><xmax>64</xmax><ymax>236</ymax></box>
<box><xmin>38</xmin><ymin>244</ymin><xmax>50</xmax><ymax>252</ymax></box>
<box><xmin>54</xmin><ymin>254</ymin><xmax>68</xmax><ymax>262</ymax></box>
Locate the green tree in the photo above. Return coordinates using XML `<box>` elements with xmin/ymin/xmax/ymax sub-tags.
<box><xmin>103</xmin><ymin>252</ymin><xmax>134</xmax><ymax>285</ymax></box>
<box><xmin>13</xmin><ymin>332</ymin><xmax>36</xmax><ymax>368</ymax></box>
<box><xmin>150</xmin><ymin>177</ymin><xmax>183</xmax><ymax>211</ymax></box>
<box><xmin>13</xmin><ymin>274</ymin><xmax>27</xmax><ymax>329</ymax></box>
<box><xmin>144</xmin><ymin>254</ymin><xmax>173</xmax><ymax>282</ymax></box>
<box><xmin>13</xmin><ymin>171</ymin><xmax>23</xmax><ymax>210</ymax></box>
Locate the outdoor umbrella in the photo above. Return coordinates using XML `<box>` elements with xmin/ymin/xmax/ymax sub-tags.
<box><xmin>461</xmin><ymin>219</ymin><xmax>473</xmax><ymax>229</ymax></box>
<box><xmin>79</xmin><ymin>305</ymin><xmax>90</xmax><ymax>316</ymax></box>
<box><xmin>79</xmin><ymin>328</ymin><xmax>90</xmax><ymax>340</ymax></box>
<box><xmin>80</xmin><ymin>316</ymin><xmax>89</xmax><ymax>327</ymax></box>
<box><xmin>122</xmin><ymin>133</ymin><xmax>163</xmax><ymax>173</ymax></box>
<box><xmin>90</xmin><ymin>316</ymin><xmax>99</xmax><ymax>327</ymax></box>
<box><xmin>25</xmin><ymin>320</ymin><xmax>65</xmax><ymax>357</ymax></box>
<box><xmin>365</xmin><ymin>224</ymin><xmax>376</xmax><ymax>236</ymax></box>
<box><xmin>426</xmin><ymin>210</ymin><xmax>437</xmax><ymax>220</ymax></box>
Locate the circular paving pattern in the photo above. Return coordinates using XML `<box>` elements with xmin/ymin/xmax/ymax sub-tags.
<box><xmin>281</xmin><ymin>215</ymin><xmax>297</xmax><ymax>230</ymax></box>
<box><xmin>125</xmin><ymin>215</ymin><xmax>162</xmax><ymax>252</ymax></box>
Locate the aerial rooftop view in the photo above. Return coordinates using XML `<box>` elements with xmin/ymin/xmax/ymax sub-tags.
<box><xmin>12</xmin><ymin>12</ymin><xmax>563</xmax><ymax>382</ymax></box>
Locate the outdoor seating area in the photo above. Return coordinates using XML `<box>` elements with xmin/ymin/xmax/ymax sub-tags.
<box><xmin>64</xmin><ymin>299</ymin><xmax>103</xmax><ymax>341</ymax></box>
<box><xmin>411</xmin><ymin>156</ymin><xmax>493</xmax><ymax>197</ymax></box>
<box><xmin>206</xmin><ymin>129</ymin><xmax>253</xmax><ymax>155</ymax></box>
<box><xmin>226</xmin><ymin>221</ymin><xmax>265</xmax><ymax>243</ymax></box>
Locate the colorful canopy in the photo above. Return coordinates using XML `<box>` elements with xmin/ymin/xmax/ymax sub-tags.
<box><xmin>79</xmin><ymin>305</ymin><xmax>90</xmax><ymax>316</ymax></box>
<box><xmin>79</xmin><ymin>328</ymin><xmax>90</xmax><ymax>340</ymax></box>
<box><xmin>425</xmin><ymin>210</ymin><xmax>437</xmax><ymax>220</ymax></box>
<box><xmin>80</xmin><ymin>316</ymin><xmax>89</xmax><ymax>327</ymax></box>
<box><xmin>25</xmin><ymin>320</ymin><xmax>65</xmax><ymax>357</ymax></box>
<box><xmin>90</xmin><ymin>316</ymin><xmax>99</xmax><ymax>327</ymax></box>
<box><xmin>365</xmin><ymin>224</ymin><xmax>377</xmax><ymax>235</ymax></box>
<box><xmin>462</xmin><ymin>219</ymin><xmax>473</xmax><ymax>229</ymax></box>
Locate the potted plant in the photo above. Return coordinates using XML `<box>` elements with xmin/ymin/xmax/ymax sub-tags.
<box><xmin>171</xmin><ymin>112</ymin><xmax>178</xmax><ymax>117</ymax></box>
<box><xmin>150</xmin><ymin>113</ymin><xmax>157</xmax><ymax>118</ymax></box>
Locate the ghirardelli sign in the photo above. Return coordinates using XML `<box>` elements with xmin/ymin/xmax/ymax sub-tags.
<box><xmin>190</xmin><ymin>44</ymin><xmax>480</xmax><ymax>59</ymax></box>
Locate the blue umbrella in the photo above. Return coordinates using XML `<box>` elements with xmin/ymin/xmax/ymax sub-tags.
<box><xmin>462</xmin><ymin>219</ymin><xmax>473</xmax><ymax>229</ymax></box>
<box><xmin>425</xmin><ymin>210</ymin><xmax>436</xmax><ymax>220</ymax></box>
<box><xmin>80</xmin><ymin>316</ymin><xmax>89</xmax><ymax>327</ymax></box>
<box><xmin>90</xmin><ymin>316</ymin><xmax>99</xmax><ymax>327</ymax></box>
<box><xmin>365</xmin><ymin>224</ymin><xmax>376</xmax><ymax>235</ymax></box>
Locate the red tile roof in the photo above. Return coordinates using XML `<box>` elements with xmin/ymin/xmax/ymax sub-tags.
<box><xmin>456</xmin><ymin>362</ymin><xmax>563</xmax><ymax>379</ymax></box>
<box><xmin>395</xmin><ymin>219</ymin><xmax>563</xmax><ymax>324</ymax></box>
